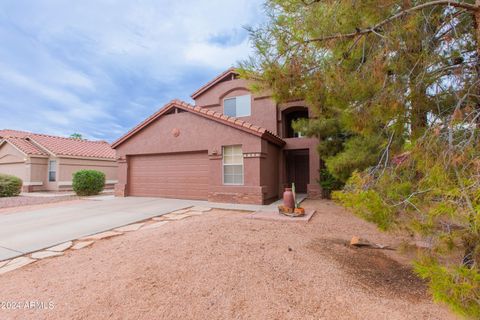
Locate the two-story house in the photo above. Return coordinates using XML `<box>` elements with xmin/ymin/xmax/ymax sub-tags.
<box><xmin>112</xmin><ymin>68</ymin><xmax>321</xmax><ymax>204</ymax></box>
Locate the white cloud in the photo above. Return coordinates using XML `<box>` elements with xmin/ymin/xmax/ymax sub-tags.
<box><xmin>185</xmin><ymin>40</ymin><xmax>251</xmax><ymax>68</ymax></box>
<box><xmin>0</xmin><ymin>0</ymin><xmax>264</xmax><ymax>141</ymax></box>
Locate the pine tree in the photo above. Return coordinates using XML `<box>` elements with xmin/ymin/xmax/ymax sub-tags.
<box><xmin>240</xmin><ymin>1</ymin><xmax>480</xmax><ymax>317</ymax></box>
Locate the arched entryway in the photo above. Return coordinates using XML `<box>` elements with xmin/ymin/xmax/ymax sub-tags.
<box><xmin>282</xmin><ymin>106</ymin><xmax>309</xmax><ymax>138</ymax></box>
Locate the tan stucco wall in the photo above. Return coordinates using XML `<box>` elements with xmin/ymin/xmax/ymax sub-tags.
<box><xmin>0</xmin><ymin>143</ymin><xmax>28</xmax><ymax>181</ymax></box>
<box><xmin>58</xmin><ymin>157</ymin><xmax>118</xmax><ymax>182</ymax></box>
<box><xmin>0</xmin><ymin>141</ymin><xmax>117</xmax><ymax>192</ymax></box>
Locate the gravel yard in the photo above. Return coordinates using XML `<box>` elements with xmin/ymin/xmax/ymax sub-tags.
<box><xmin>0</xmin><ymin>195</ymin><xmax>80</xmax><ymax>212</ymax></box>
<box><xmin>0</xmin><ymin>200</ymin><xmax>456</xmax><ymax>320</ymax></box>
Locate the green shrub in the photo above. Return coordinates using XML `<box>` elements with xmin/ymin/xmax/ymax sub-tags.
<box><xmin>0</xmin><ymin>174</ymin><xmax>23</xmax><ymax>197</ymax></box>
<box><xmin>414</xmin><ymin>258</ymin><xmax>480</xmax><ymax>319</ymax></box>
<box><xmin>333</xmin><ymin>189</ymin><xmax>395</xmax><ymax>231</ymax></box>
<box><xmin>72</xmin><ymin>170</ymin><xmax>105</xmax><ymax>196</ymax></box>
<box><xmin>319</xmin><ymin>168</ymin><xmax>344</xmax><ymax>198</ymax></box>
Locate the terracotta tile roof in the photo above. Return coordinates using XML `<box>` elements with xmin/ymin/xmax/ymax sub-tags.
<box><xmin>112</xmin><ymin>99</ymin><xmax>285</xmax><ymax>148</ymax></box>
<box><xmin>0</xmin><ymin>129</ymin><xmax>115</xmax><ymax>159</ymax></box>
<box><xmin>2</xmin><ymin>137</ymin><xmax>49</xmax><ymax>156</ymax></box>
<box><xmin>0</xmin><ymin>129</ymin><xmax>31</xmax><ymax>139</ymax></box>
<box><xmin>190</xmin><ymin>68</ymin><xmax>237</xmax><ymax>99</ymax></box>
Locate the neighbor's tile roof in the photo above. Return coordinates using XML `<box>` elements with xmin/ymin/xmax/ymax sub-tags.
<box><xmin>0</xmin><ymin>129</ymin><xmax>115</xmax><ymax>159</ymax></box>
<box><xmin>3</xmin><ymin>137</ymin><xmax>49</xmax><ymax>156</ymax></box>
<box><xmin>0</xmin><ymin>129</ymin><xmax>31</xmax><ymax>138</ymax></box>
<box><xmin>112</xmin><ymin>99</ymin><xmax>285</xmax><ymax>148</ymax></box>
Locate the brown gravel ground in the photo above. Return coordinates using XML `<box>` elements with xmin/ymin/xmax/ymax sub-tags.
<box><xmin>0</xmin><ymin>200</ymin><xmax>457</xmax><ymax>320</ymax></box>
<box><xmin>0</xmin><ymin>195</ymin><xmax>81</xmax><ymax>212</ymax></box>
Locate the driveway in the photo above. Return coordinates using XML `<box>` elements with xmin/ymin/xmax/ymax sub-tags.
<box><xmin>0</xmin><ymin>196</ymin><xmax>277</xmax><ymax>261</ymax></box>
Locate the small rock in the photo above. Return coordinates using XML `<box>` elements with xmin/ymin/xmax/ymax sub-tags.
<box><xmin>31</xmin><ymin>251</ymin><xmax>63</xmax><ymax>259</ymax></box>
<box><xmin>288</xmin><ymin>247</ymin><xmax>293</xmax><ymax>252</ymax></box>
<box><xmin>163</xmin><ymin>214</ymin><xmax>191</xmax><ymax>221</ymax></box>
<box><xmin>141</xmin><ymin>221</ymin><xmax>169</xmax><ymax>230</ymax></box>
<box><xmin>72</xmin><ymin>241</ymin><xmax>94</xmax><ymax>250</ymax></box>
<box><xmin>189</xmin><ymin>206</ymin><xmax>211</xmax><ymax>212</ymax></box>
<box><xmin>0</xmin><ymin>257</ymin><xmax>36</xmax><ymax>274</ymax></box>
<box><xmin>169</xmin><ymin>209</ymin><xmax>191</xmax><ymax>215</ymax></box>
<box><xmin>350</xmin><ymin>236</ymin><xmax>372</xmax><ymax>247</ymax></box>
<box><xmin>81</xmin><ymin>231</ymin><xmax>122</xmax><ymax>240</ymax></box>
<box><xmin>47</xmin><ymin>241</ymin><xmax>73</xmax><ymax>252</ymax></box>
<box><xmin>185</xmin><ymin>211</ymin><xmax>204</xmax><ymax>216</ymax></box>
<box><xmin>114</xmin><ymin>223</ymin><xmax>145</xmax><ymax>232</ymax></box>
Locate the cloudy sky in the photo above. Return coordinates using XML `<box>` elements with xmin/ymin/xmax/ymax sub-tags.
<box><xmin>0</xmin><ymin>0</ymin><xmax>264</xmax><ymax>141</ymax></box>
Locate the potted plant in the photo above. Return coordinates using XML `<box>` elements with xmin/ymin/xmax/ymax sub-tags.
<box><xmin>278</xmin><ymin>183</ymin><xmax>305</xmax><ymax>217</ymax></box>
<box><xmin>292</xmin><ymin>183</ymin><xmax>305</xmax><ymax>216</ymax></box>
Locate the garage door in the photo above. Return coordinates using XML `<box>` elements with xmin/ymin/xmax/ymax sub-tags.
<box><xmin>128</xmin><ymin>151</ymin><xmax>209</xmax><ymax>199</ymax></box>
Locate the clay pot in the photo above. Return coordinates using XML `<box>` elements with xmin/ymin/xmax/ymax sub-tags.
<box><xmin>283</xmin><ymin>188</ymin><xmax>295</xmax><ymax>209</ymax></box>
<box><xmin>294</xmin><ymin>207</ymin><xmax>305</xmax><ymax>216</ymax></box>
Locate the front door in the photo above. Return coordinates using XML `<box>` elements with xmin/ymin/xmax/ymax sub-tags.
<box><xmin>285</xmin><ymin>149</ymin><xmax>309</xmax><ymax>193</ymax></box>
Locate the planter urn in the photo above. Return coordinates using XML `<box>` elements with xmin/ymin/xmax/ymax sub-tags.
<box><xmin>283</xmin><ymin>188</ymin><xmax>295</xmax><ymax>209</ymax></box>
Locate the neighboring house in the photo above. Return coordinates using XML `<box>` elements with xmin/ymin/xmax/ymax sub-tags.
<box><xmin>0</xmin><ymin>129</ymin><xmax>117</xmax><ymax>192</ymax></box>
<box><xmin>112</xmin><ymin>68</ymin><xmax>321</xmax><ymax>204</ymax></box>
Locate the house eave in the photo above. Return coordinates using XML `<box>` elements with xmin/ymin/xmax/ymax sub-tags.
<box><xmin>112</xmin><ymin>100</ymin><xmax>285</xmax><ymax>149</ymax></box>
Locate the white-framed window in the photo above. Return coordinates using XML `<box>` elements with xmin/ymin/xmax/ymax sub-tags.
<box><xmin>223</xmin><ymin>94</ymin><xmax>251</xmax><ymax>117</ymax></box>
<box><xmin>223</xmin><ymin>145</ymin><xmax>244</xmax><ymax>185</ymax></box>
<box><xmin>48</xmin><ymin>160</ymin><xmax>57</xmax><ymax>182</ymax></box>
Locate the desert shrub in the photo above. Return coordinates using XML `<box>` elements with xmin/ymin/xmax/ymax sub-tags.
<box><xmin>72</xmin><ymin>170</ymin><xmax>105</xmax><ymax>196</ymax></box>
<box><xmin>332</xmin><ymin>171</ymin><xmax>396</xmax><ymax>230</ymax></box>
<box><xmin>0</xmin><ymin>174</ymin><xmax>23</xmax><ymax>197</ymax></box>
<box><xmin>415</xmin><ymin>258</ymin><xmax>480</xmax><ymax>319</ymax></box>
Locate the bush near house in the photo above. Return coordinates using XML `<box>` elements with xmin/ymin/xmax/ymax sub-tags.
<box><xmin>0</xmin><ymin>174</ymin><xmax>23</xmax><ymax>197</ymax></box>
<box><xmin>72</xmin><ymin>170</ymin><xmax>105</xmax><ymax>196</ymax></box>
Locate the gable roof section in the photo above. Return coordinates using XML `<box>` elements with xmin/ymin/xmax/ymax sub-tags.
<box><xmin>0</xmin><ymin>137</ymin><xmax>49</xmax><ymax>157</ymax></box>
<box><xmin>0</xmin><ymin>129</ymin><xmax>30</xmax><ymax>139</ymax></box>
<box><xmin>0</xmin><ymin>129</ymin><xmax>115</xmax><ymax>160</ymax></box>
<box><xmin>28</xmin><ymin>135</ymin><xmax>115</xmax><ymax>159</ymax></box>
<box><xmin>112</xmin><ymin>99</ymin><xmax>285</xmax><ymax>149</ymax></box>
<box><xmin>190</xmin><ymin>68</ymin><xmax>238</xmax><ymax>99</ymax></box>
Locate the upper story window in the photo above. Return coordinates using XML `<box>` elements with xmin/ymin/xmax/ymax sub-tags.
<box><xmin>48</xmin><ymin>160</ymin><xmax>57</xmax><ymax>182</ymax></box>
<box><xmin>224</xmin><ymin>94</ymin><xmax>251</xmax><ymax>117</ymax></box>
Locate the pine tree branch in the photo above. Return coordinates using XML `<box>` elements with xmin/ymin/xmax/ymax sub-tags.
<box><xmin>305</xmin><ymin>1</ymin><xmax>479</xmax><ymax>43</ymax></box>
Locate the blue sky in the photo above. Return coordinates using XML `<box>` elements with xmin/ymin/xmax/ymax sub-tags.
<box><xmin>0</xmin><ymin>0</ymin><xmax>264</xmax><ymax>142</ymax></box>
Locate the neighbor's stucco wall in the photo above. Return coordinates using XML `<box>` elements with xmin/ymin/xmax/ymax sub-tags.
<box><xmin>26</xmin><ymin>157</ymin><xmax>48</xmax><ymax>191</ymax></box>
<box><xmin>58</xmin><ymin>157</ymin><xmax>117</xmax><ymax>182</ymax></box>
<box><xmin>46</xmin><ymin>157</ymin><xmax>118</xmax><ymax>191</ymax></box>
<box><xmin>193</xmin><ymin>78</ymin><xmax>278</xmax><ymax>135</ymax></box>
<box><xmin>115</xmin><ymin>111</ymin><xmax>282</xmax><ymax>204</ymax></box>
<box><xmin>0</xmin><ymin>143</ymin><xmax>28</xmax><ymax>181</ymax></box>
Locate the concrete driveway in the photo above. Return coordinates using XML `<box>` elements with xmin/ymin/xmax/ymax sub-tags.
<box><xmin>0</xmin><ymin>196</ymin><xmax>272</xmax><ymax>261</ymax></box>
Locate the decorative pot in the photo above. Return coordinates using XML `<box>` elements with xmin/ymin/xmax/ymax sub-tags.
<box><xmin>294</xmin><ymin>207</ymin><xmax>306</xmax><ymax>216</ymax></box>
<box><xmin>283</xmin><ymin>188</ymin><xmax>295</xmax><ymax>209</ymax></box>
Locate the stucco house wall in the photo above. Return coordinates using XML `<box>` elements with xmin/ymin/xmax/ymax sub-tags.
<box><xmin>0</xmin><ymin>130</ymin><xmax>117</xmax><ymax>193</ymax></box>
<box><xmin>0</xmin><ymin>143</ymin><xmax>28</xmax><ymax>181</ymax></box>
<box><xmin>193</xmin><ymin>79</ymin><xmax>278</xmax><ymax>134</ymax></box>
<box><xmin>115</xmin><ymin>110</ymin><xmax>281</xmax><ymax>204</ymax></box>
<box><xmin>27</xmin><ymin>157</ymin><xmax>48</xmax><ymax>191</ymax></box>
<box><xmin>57</xmin><ymin>157</ymin><xmax>118</xmax><ymax>190</ymax></box>
<box><xmin>113</xmin><ymin>68</ymin><xmax>322</xmax><ymax>204</ymax></box>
